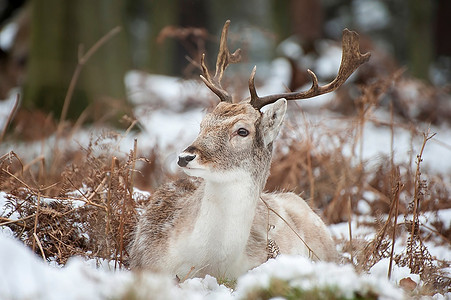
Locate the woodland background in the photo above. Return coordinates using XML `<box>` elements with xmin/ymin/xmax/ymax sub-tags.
<box><xmin>0</xmin><ymin>0</ymin><xmax>450</xmax><ymax>299</ymax></box>
<box><xmin>1</xmin><ymin>0</ymin><xmax>450</xmax><ymax>122</ymax></box>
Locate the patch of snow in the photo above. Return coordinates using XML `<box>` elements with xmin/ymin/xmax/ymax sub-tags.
<box><xmin>0</xmin><ymin>22</ymin><xmax>18</xmax><ymax>51</ymax></box>
<box><xmin>315</xmin><ymin>41</ymin><xmax>343</xmax><ymax>79</ymax></box>
<box><xmin>277</xmin><ymin>36</ymin><xmax>303</xmax><ymax>59</ymax></box>
<box><xmin>0</xmin><ymin>91</ymin><xmax>20</xmax><ymax>133</ymax></box>
<box><xmin>352</xmin><ymin>0</ymin><xmax>391</xmax><ymax>31</ymax></box>
<box><xmin>357</xmin><ymin>199</ymin><xmax>372</xmax><ymax>214</ymax></box>
<box><xmin>125</xmin><ymin>71</ymin><xmax>211</xmax><ymax>111</ymax></box>
<box><xmin>0</xmin><ymin>232</ymin><xmax>413</xmax><ymax>300</ymax></box>
<box><xmin>370</xmin><ymin>258</ymin><xmax>420</xmax><ymax>285</ymax></box>
<box><xmin>235</xmin><ymin>255</ymin><xmax>404</xmax><ymax>299</ymax></box>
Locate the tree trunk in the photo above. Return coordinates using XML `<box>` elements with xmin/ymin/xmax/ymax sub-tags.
<box><xmin>146</xmin><ymin>0</ymin><xmax>179</xmax><ymax>75</ymax></box>
<box><xmin>407</xmin><ymin>0</ymin><xmax>433</xmax><ymax>81</ymax></box>
<box><xmin>24</xmin><ymin>0</ymin><xmax>130</xmax><ymax>122</ymax></box>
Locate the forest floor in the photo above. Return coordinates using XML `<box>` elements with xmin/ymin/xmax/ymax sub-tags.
<box><xmin>1</xmin><ymin>45</ymin><xmax>451</xmax><ymax>299</ymax></box>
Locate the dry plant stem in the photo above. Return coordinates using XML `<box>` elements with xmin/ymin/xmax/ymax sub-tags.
<box><xmin>410</xmin><ymin>130</ymin><xmax>436</xmax><ymax>269</ymax></box>
<box><xmin>67</xmin><ymin>178</ymin><xmax>107</xmax><ymax>210</ymax></box>
<box><xmin>182</xmin><ymin>266</ymin><xmax>196</xmax><ymax>282</ymax></box>
<box><xmin>368</xmin><ymin>179</ymin><xmax>400</xmax><ymax>265</ymax></box>
<box><xmin>420</xmin><ymin>222</ymin><xmax>451</xmax><ymax>245</ymax></box>
<box><xmin>4</xmin><ymin>151</ymin><xmax>25</xmax><ymax>177</ymax></box>
<box><xmin>260</xmin><ymin>197</ymin><xmax>320</xmax><ymax>260</ymax></box>
<box><xmin>307</xmin><ymin>149</ymin><xmax>314</xmax><ymax>207</ymax></box>
<box><xmin>32</xmin><ymin>189</ymin><xmax>41</xmax><ymax>253</ymax></box>
<box><xmin>58</xmin><ymin>26</ymin><xmax>121</xmax><ymax>130</ymax></box>
<box><xmin>302</xmin><ymin>115</ymin><xmax>315</xmax><ymax>207</ymax></box>
<box><xmin>390</xmin><ymin>101</ymin><xmax>395</xmax><ymax>168</ymax></box>
<box><xmin>348</xmin><ymin>196</ymin><xmax>353</xmax><ymax>262</ymax></box>
<box><xmin>0</xmin><ymin>215</ymin><xmax>34</xmax><ymax>226</ymax></box>
<box><xmin>117</xmin><ymin>141</ymin><xmax>137</xmax><ymax>269</ymax></box>
<box><xmin>86</xmin><ymin>176</ymin><xmax>107</xmax><ymax>202</ymax></box>
<box><xmin>33</xmin><ymin>232</ymin><xmax>46</xmax><ymax>260</ymax></box>
<box><xmin>52</xmin><ymin>26</ymin><xmax>121</xmax><ymax>176</ymax></box>
<box><xmin>3</xmin><ymin>168</ymin><xmax>36</xmax><ymax>194</ymax></box>
<box><xmin>388</xmin><ymin>179</ymin><xmax>402</xmax><ymax>279</ymax></box>
<box><xmin>129</xmin><ymin>139</ymin><xmax>138</xmax><ymax>193</ymax></box>
<box><xmin>69</xmin><ymin>105</ymin><xmax>92</xmax><ymax>137</ymax></box>
<box><xmin>0</xmin><ymin>94</ymin><xmax>20</xmax><ymax>144</ymax></box>
<box><xmin>114</xmin><ymin>120</ymin><xmax>138</xmax><ymax>152</ymax></box>
<box><xmin>358</xmin><ymin>105</ymin><xmax>365</xmax><ymax>164</ymax></box>
<box><xmin>106</xmin><ymin>157</ymin><xmax>116</xmax><ymax>241</ymax></box>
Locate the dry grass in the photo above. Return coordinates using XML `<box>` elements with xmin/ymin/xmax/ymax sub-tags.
<box><xmin>0</xmin><ymin>28</ymin><xmax>450</xmax><ymax>296</ymax></box>
<box><xmin>0</xmin><ymin>134</ymin><xmax>149</xmax><ymax>266</ymax></box>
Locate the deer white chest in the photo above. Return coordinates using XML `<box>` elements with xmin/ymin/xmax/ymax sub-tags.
<box><xmin>169</xmin><ymin>175</ymin><xmax>259</xmax><ymax>278</ymax></box>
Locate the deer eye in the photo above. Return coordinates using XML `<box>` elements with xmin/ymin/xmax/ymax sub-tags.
<box><xmin>237</xmin><ymin>128</ymin><xmax>249</xmax><ymax>137</ymax></box>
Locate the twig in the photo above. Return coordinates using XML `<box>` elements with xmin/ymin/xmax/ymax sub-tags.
<box><xmin>117</xmin><ymin>142</ymin><xmax>137</xmax><ymax>269</ymax></box>
<box><xmin>86</xmin><ymin>176</ymin><xmax>108</xmax><ymax>201</ymax></box>
<box><xmin>410</xmin><ymin>130</ymin><xmax>436</xmax><ymax>269</ymax></box>
<box><xmin>388</xmin><ymin>177</ymin><xmax>403</xmax><ymax>279</ymax></box>
<box><xmin>129</xmin><ymin>139</ymin><xmax>138</xmax><ymax>195</ymax></box>
<box><xmin>52</xmin><ymin>26</ymin><xmax>121</xmax><ymax>178</ymax></box>
<box><xmin>347</xmin><ymin>196</ymin><xmax>353</xmax><ymax>262</ymax></box>
<box><xmin>32</xmin><ymin>189</ymin><xmax>41</xmax><ymax>253</ymax></box>
<box><xmin>3</xmin><ymin>150</ymin><xmax>25</xmax><ymax>177</ymax></box>
<box><xmin>114</xmin><ymin>119</ymin><xmax>138</xmax><ymax>152</ymax></box>
<box><xmin>0</xmin><ymin>215</ymin><xmax>35</xmax><ymax>226</ymax></box>
<box><xmin>33</xmin><ymin>232</ymin><xmax>46</xmax><ymax>260</ymax></box>
<box><xmin>182</xmin><ymin>266</ymin><xmax>196</xmax><ymax>282</ymax></box>
<box><xmin>420</xmin><ymin>222</ymin><xmax>451</xmax><ymax>245</ymax></box>
<box><xmin>58</xmin><ymin>26</ymin><xmax>121</xmax><ymax>130</ymax></box>
<box><xmin>298</xmin><ymin>105</ymin><xmax>315</xmax><ymax>208</ymax></box>
<box><xmin>2</xmin><ymin>168</ymin><xmax>35</xmax><ymax>193</ymax></box>
<box><xmin>66</xmin><ymin>178</ymin><xmax>107</xmax><ymax>210</ymax></box>
<box><xmin>260</xmin><ymin>197</ymin><xmax>320</xmax><ymax>260</ymax></box>
<box><xmin>105</xmin><ymin>156</ymin><xmax>117</xmax><ymax>260</ymax></box>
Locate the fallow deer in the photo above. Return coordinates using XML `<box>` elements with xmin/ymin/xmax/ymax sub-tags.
<box><xmin>129</xmin><ymin>20</ymin><xmax>370</xmax><ymax>279</ymax></box>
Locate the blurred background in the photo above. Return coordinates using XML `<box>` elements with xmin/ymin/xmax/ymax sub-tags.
<box><xmin>0</xmin><ymin>0</ymin><xmax>450</xmax><ymax>127</ymax></box>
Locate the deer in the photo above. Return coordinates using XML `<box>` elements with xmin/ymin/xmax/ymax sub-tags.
<box><xmin>129</xmin><ymin>20</ymin><xmax>370</xmax><ymax>279</ymax></box>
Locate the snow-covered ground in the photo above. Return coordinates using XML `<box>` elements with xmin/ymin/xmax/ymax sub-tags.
<box><xmin>1</xmin><ymin>190</ymin><xmax>450</xmax><ymax>299</ymax></box>
<box><xmin>0</xmin><ymin>227</ymin><xmax>421</xmax><ymax>300</ymax></box>
<box><xmin>1</xmin><ymin>57</ymin><xmax>451</xmax><ymax>299</ymax></box>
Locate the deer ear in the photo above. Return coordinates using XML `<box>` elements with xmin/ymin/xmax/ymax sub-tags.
<box><xmin>260</xmin><ymin>98</ymin><xmax>287</xmax><ymax>146</ymax></box>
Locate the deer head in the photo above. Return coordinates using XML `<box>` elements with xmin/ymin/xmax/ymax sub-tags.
<box><xmin>178</xmin><ymin>20</ymin><xmax>370</xmax><ymax>186</ymax></box>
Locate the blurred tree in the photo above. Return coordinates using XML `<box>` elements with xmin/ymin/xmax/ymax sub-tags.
<box><xmin>24</xmin><ymin>0</ymin><xmax>131</xmax><ymax>122</ymax></box>
<box><xmin>146</xmin><ymin>0</ymin><xmax>179</xmax><ymax>75</ymax></box>
<box><xmin>407</xmin><ymin>0</ymin><xmax>433</xmax><ymax>82</ymax></box>
<box><xmin>271</xmin><ymin>0</ymin><xmax>324</xmax><ymax>53</ymax></box>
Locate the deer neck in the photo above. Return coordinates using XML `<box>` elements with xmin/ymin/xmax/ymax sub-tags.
<box><xmin>183</xmin><ymin>170</ymin><xmax>262</xmax><ymax>275</ymax></box>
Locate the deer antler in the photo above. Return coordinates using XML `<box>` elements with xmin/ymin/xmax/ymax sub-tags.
<box><xmin>200</xmin><ymin>20</ymin><xmax>242</xmax><ymax>103</ymax></box>
<box><xmin>249</xmin><ymin>29</ymin><xmax>371</xmax><ymax>110</ymax></box>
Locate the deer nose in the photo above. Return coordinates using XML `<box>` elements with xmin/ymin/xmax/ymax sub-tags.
<box><xmin>177</xmin><ymin>154</ymin><xmax>196</xmax><ymax>167</ymax></box>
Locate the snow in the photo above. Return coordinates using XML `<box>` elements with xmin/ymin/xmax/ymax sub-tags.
<box><xmin>0</xmin><ymin>233</ymin><xmax>409</xmax><ymax>300</ymax></box>
<box><xmin>1</xmin><ymin>35</ymin><xmax>451</xmax><ymax>300</ymax></box>
<box><xmin>0</xmin><ymin>22</ymin><xmax>18</xmax><ymax>51</ymax></box>
<box><xmin>0</xmin><ymin>90</ymin><xmax>19</xmax><ymax>133</ymax></box>
<box><xmin>2</xmin><ymin>187</ymin><xmax>450</xmax><ymax>299</ymax></box>
<box><xmin>236</xmin><ymin>255</ymin><xmax>405</xmax><ymax>299</ymax></box>
<box><xmin>352</xmin><ymin>0</ymin><xmax>390</xmax><ymax>31</ymax></box>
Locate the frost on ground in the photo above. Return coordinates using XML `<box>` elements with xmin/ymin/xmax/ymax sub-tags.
<box><xmin>0</xmin><ymin>231</ymin><xmax>411</xmax><ymax>300</ymax></box>
<box><xmin>1</xmin><ymin>188</ymin><xmax>450</xmax><ymax>300</ymax></box>
<box><xmin>1</xmin><ymin>46</ymin><xmax>451</xmax><ymax>299</ymax></box>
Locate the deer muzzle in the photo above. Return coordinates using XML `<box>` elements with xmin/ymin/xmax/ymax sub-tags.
<box><xmin>177</xmin><ymin>154</ymin><xmax>196</xmax><ymax>167</ymax></box>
